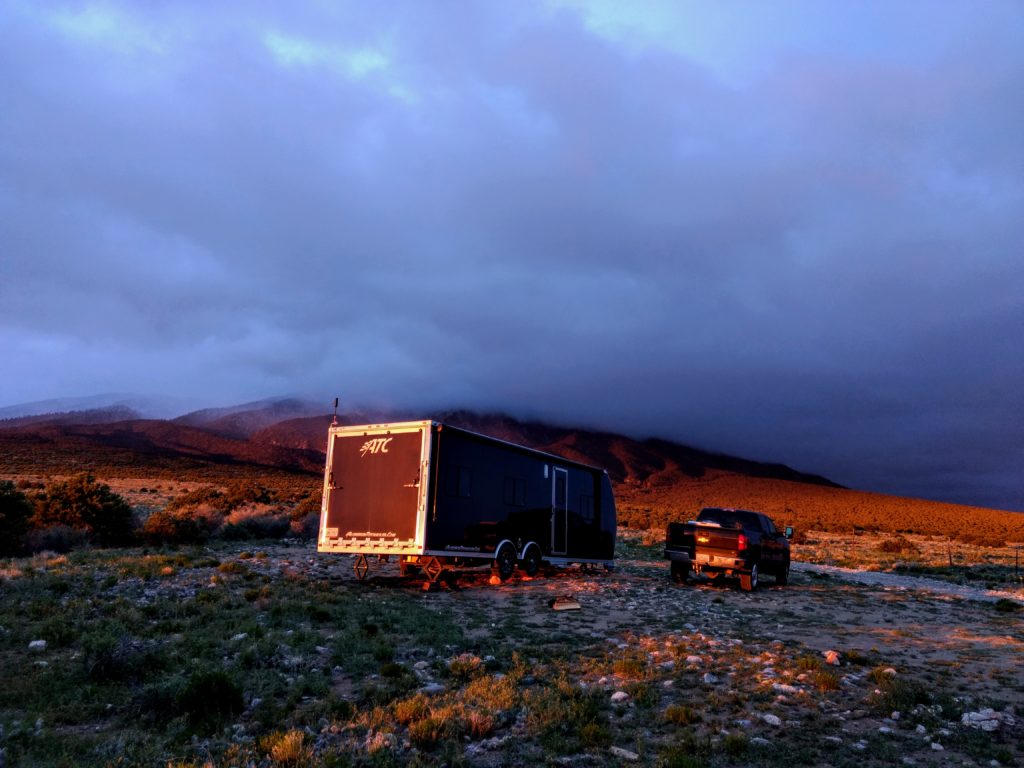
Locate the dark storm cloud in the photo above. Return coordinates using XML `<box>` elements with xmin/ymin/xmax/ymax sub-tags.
<box><xmin>1</xmin><ymin>1</ymin><xmax>1022</xmax><ymax>509</ymax></box>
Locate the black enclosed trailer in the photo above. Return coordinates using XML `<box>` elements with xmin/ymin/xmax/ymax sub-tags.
<box><xmin>317</xmin><ymin>420</ymin><xmax>616</xmax><ymax>584</ymax></box>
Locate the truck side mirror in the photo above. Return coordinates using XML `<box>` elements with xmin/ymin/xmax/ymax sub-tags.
<box><xmin>784</xmin><ymin>526</ymin><xmax>794</xmax><ymax>539</ymax></box>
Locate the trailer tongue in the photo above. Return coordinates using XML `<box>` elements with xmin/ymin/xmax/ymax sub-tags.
<box><xmin>318</xmin><ymin>420</ymin><xmax>616</xmax><ymax>588</ymax></box>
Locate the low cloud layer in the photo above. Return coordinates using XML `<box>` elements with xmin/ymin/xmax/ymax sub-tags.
<box><xmin>2</xmin><ymin>2</ymin><xmax>1022</xmax><ymax>509</ymax></box>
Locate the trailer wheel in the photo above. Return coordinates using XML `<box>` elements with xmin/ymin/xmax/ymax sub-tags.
<box><xmin>494</xmin><ymin>544</ymin><xmax>516</xmax><ymax>581</ymax></box>
<box><xmin>520</xmin><ymin>545</ymin><xmax>541</xmax><ymax>577</ymax></box>
<box><xmin>739</xmin><ymin>563</ymin><xmax>759</xmax><ymax>592</ymax></box>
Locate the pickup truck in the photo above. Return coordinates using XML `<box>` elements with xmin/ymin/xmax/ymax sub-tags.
<box><xmin>664</xmin><ymin>507</ymin><xmax>793</xmax><ymax>591</ymax></box>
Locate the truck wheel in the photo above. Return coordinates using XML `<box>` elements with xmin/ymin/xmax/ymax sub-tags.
<box><xmin>520</xmin><ymin>545</ymin><xmax>541</xmax><ymax>577</ymax></box>
<box><xmin>740</xmin><ymin>563</ymin><xmax>759</xmax><ymax>591</ymax></box>
<box><xmin>776</xmin><ymin>559</ymin><xmax>790</xmax><ymax>586</ymax></box>
<box><xmin>494</xmin><ymin>544</ymin><xmax>516</xmax><ymax>581</ymax></box>
<box><xmin>670</xmin><ymin>561</ymin><xmax>689</xmax><ymax>584</ymax></box>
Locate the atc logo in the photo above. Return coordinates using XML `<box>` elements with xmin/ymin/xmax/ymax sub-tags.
<box><xmin>359</xmin><ymin>437</ymin><xmax>392</xmax><ymax>457</ymax></box>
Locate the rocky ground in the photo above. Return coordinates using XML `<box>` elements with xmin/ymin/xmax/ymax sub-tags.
<box><xmin>1</xmin><ymin>533</ymin><xmax>1021</xmax><ymax>767</ymax></box>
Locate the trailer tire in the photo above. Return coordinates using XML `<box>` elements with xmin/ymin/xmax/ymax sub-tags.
<box><xmin>520</xmin><ymin>545</ymin><xmax>541</xmax><ymax>577</ymax></box>
<box><xmin>739</xmin><ymin>563</ymin><xmax>759</xmax><ymax>592</ymax></box>
<box><xmin>494</xmin><ymin>544</ymin><xmax>516</xmax><ymax>581</ymax></box>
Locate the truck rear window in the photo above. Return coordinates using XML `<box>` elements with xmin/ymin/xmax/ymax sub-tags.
<box><xmin>697</xmin><ymin>509</ymin><xmax>760</xmax><ymax>530</ymax></box>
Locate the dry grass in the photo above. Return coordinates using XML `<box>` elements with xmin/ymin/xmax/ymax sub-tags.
<box><xmin>617</xmin><ymin>469</ymin><xmax>1024</xmax><ymax>544</ymax></box>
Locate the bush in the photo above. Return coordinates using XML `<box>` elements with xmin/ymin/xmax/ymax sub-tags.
<box><xmin>0</xmin><ymin>480</ymin><xmax>33</xmax><ymax>555</ymax></box>
<box><xmin>24</xmin><ymin>525</ymin><xmax>91</xmax><ymax>554</ymax></box>
<box><xmin>177</xmin><ymin>669</ymin><xmax>244</xmax><ymax>732</ymax></box>
<box><xmin>32</xmin><ymin>474</ymin><xmax>136</xmax><ymax>546</ymax></box>
<box><xmin>140</xmin><ymin>510</ymin><xmax>210</xmax><ymax>545</ymax></box>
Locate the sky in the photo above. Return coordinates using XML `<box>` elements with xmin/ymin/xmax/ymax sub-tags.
<box><xmin>1</xmin><ymin>1</ymin><xmax>1022</xmax><ymax>511</ymax></box>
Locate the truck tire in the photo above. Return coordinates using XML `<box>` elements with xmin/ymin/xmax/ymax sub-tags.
<box><xmin>776</xmin><ymin>558</ymin><xmax>790</xmax><ymax>586</ymax></box>
<box><xmin>739</xmin><ymin>563</ymin><xmax>759</xmax><ymax>592</ymax></box>
<box><xmin>670</xmin><ymin>561</ymin><xmax>689</xmax><ymax>584</ymax></box>
<box><xmin>494</xmin><ymin>543</ymin><xmax>516</xmax><ymax>581</ymax></box>
<box><xmin>520</xmin><ymin>544</ymin><xmax>541</xmax><ymax>577</ymax></box>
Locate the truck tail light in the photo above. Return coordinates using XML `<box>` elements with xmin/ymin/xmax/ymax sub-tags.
<box><xmin>737</xmin><ymin>533</ymin><xmax>748</xmax><ymax>552</ymax></box>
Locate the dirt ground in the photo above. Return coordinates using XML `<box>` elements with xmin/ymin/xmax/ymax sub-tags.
<box><xmin>338</xmin><ymin>534</ymin><xmax>1024</xmax><ymax>723</ymax></box>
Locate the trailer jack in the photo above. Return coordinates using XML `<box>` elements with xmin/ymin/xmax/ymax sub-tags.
<box><xmin>353</xmin><ymin>553</ymin><xmax>369</xmax><ymax>581</ymax></box>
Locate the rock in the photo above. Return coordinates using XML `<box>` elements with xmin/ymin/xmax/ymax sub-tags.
<box><xmin>772</xmin><ymin>683</ymin><xmax>798</xmax><ymax>694</ymax></box>
<box><xmin>891</xmin><ymin>710</ymin><xmax>901</xmax><ymax>720</ymax></box>
<box><xmin>685</xmin><ymin>655</ymin><xmax>702</xmax><ymax>665</ymax></box>
<box><xmin>930</xmin><ymin>742</ymin><xmax>944</xmax><ymax>751</ymax></box>
<box><xmin>852</xmin><ymin>741</ymin><xmax>867</xmax><ymax>751</ymax></box>
<box><xmin>28</xmin><ymin>640</ymin><xmax>47</xmax><ymax>652</ymax></box>
<box><xmin>662</xmin><ymin>680</ymin><xmax>674</xmax><ymax>688</ymax></box>
<box><xmin>915</xmin><ymin>724</ymin><xmax>926</xmax><ymax>734</ymax></box>
<box><xmin>762</xmin><ymin>714</ymin><xmax>782</xmax><ymax>727</ymax></box>
<box><xmin>231</xmin><ymin>633</ymin><xmax>248</xmax><ymax>642</ymax></box>
<box><xmin>823</xmin><ymin>650</ymin><xmax>840</xmax><ymax>666</ymax></box>
<box><xmin>611</xmin><ymin>691</ymin><xmax>630</xmax><ymax>703</ymax></box>
<box><xmin>609</xmin><ymin>746</ymin><xmax>639</xmax><ymax>761</ymax></box>
<box><xmin>413</xmin><ymin>661</ymin><xmax>430</xmax><ymax>671</ymax></box>
<box><xmin>419</xmin><ymin>683</ymin><xmax>445</xmax><ymax>695</ymax></box>
<box><xmin>881</xmin><ymin>667</ymin><xmax>897</xmax><ymax>677</ymax></box>
<box><xmin>823</xmin><ymin>736</ymin><xmax>843</xmax><ymax>744</ymax></box>
<box><xmin>878</xmin><ymin>726</ymin><xmax>893</xmax><ymax>735</ymax></box>
<box><xmin>962</xmin><ymin>708</ymin><xmax>1015</xmax><ymax>732</ymax></box>
<box><xmin>750</xmin><ymin>737</ymin><xmax>771</xmax><ymax>746</ymax></box>
<box><xmin>702</xmin><ymin>673</ymin><xmax>719</xmax><ymax>684</ymax></box>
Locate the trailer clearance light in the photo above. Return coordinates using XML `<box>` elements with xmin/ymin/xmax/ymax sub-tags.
<box><xmin>737</xmin><ymin>533</ymin><xmax>748</xmax><ymax>552</ymax></box>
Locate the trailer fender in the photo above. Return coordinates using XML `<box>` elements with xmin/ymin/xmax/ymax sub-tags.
<box><xmin>519</xmin><ymin>542</ymin><xmax>541</xmax><ymax>577</ymax></box>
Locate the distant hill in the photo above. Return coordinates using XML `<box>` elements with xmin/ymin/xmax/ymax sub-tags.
<box><xmin>0</xmin><ymin>406</ymin><xmax>143</xmax><ymax>429</ymax></box>
<box><xmin>1</xmin><ymin>401</ymin><xmax>1021</xmax><ymax>543</ymax></box>
<box><xmin>174</xmin><ymin>397</ymin><xmax>327</xmax><ymax>439</ymax></box>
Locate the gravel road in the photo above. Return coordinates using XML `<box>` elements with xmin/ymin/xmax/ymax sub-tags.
<box><xmin>794</xmin><ymin>561</ymin><xmax>1024</xmax><ymax>604</ymax></box>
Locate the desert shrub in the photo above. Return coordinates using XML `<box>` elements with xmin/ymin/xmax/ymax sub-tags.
<box><xmin>525</xmin><ymin>677</ymin><xmax>607</xmax><ymax>754</ymax></box>
<box><xmin>879</xmin><ymin>535</ymin><xmax>920</xmax><ymax>555</ymax></box>
<box><xmin>796</xmin><ymin>655</ymin><xmax>823</xmax><ymax>672</ymax></box>
<box><xmin>0</xmin><ymin>480</ymin><xmax>33</xmax><ymax>555</ymax></box>
<box><xmin>394</xmin><ymin>694</ymin><xmax>429</xmax><ymax>725</ymax></box>
<box><xmin>465</xmin><ymin>710</ymin><xmax>495</xmax><ymax>739</ymax></box>
<box><xmin>166</xmin><ymin>486</ymin><xmax>227</xmax><ymax>513</ymax></box>
<box><xmin>80</xmin><ymin>629</ymin><xmax>142</xmax><ymax>682</ymax></box>
<box><xmin>993</xmin><ymin>598</ymin><xmax>1021</xmax><ymax>613</ymax></box>
<box><xmin>177</xmin><ymin>669</ymin><xmax>244</xmax><ymax>732</ymax></box>
<box><xmin>722</xmin><ymin>732</ymin><xmax>748</xmax><ymax>757</ymax></box>
<box><xmin>221</xmin><ymin>504</ymin><xmax>290</xmax><ymax>540</ymax></box>
<box><xmin>463</xmin><ymin>674</ymin><xmax>517</xmax><ymax>711</ymax></box>
<box><xmin>579</xmin><ymin>722</ymin><xmax>612</xmax><ymax>748</ymax></box>
<box><xmin>140</xmin><ymin>510</ymin><xmax>210</xmax><ymax>545</ymax></box>
<box><xmin>289</xmin><ymin>511</ymin><xmax>320</xmax><ymax>539</ymax></box>
<box><xmin>447</xmin><ymin>653</ymin><xmax>484</xmax><ymax>681</ymax></box>
<box><xmin>813</xmin><ymin>670</ymin><xmax>841</xmax><ymax>691</ymax></box>
<box><xmin>260</xmin><ymin>729</ymin><xmax>310</xmax><ymax>767</ymax></box>
<box><xmin>959</xmin><ymin>532</ymin><xmax>1007</xmax><ymax>548</ymax></box>
<box><xmin>31</xmin><ymin>474</ymin><xmax>136</xmax><ymax>547</ymax></box>
<box><xmin>23</xmin><ymin>524</ymin><xmax>90</xmax><ymax>553</ymax></box>
<box><xmin>665</xmin><ymin>704</ymin><xmax>701</xmax><ymax>725</ymax></box>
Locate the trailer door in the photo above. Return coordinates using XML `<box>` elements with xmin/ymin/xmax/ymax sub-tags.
<box><xmin>552</xmin><ymin>467</ymin><xmax>568</xmax><ymax>554</ymax></box>
<box><xmin>323</xmin><ymin>427</ymin><xmax>424</xmax><ymax>548</ymax></box>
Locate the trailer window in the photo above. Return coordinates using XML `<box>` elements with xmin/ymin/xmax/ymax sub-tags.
<box><xmin>503</xmin><ymin>476</ymin><xmax>526</xmax><ymax>507</ymax></box>
<box><xmin>580</xmin><ymin>494</ymin><xmax>594</xmax><ymax>523</ymax></box>
<box><xmin>446</xmin><ymin>465</ymin><xmax>472</xmax><ymax>498</ymax></box>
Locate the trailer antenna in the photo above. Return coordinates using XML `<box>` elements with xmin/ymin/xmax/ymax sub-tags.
<box><xmin>331</xmin><ymin>397</ymin><xmax>339</xmax><ymax>426</ymax></box>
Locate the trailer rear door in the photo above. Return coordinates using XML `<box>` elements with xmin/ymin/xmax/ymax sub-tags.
<box><xmin>321</xmin><ymin>425</ymin><xmax>426</xmax><ymax>551</ymax></box>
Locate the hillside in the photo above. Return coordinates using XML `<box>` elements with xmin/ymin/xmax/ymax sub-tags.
<box><xmin>1</xmin><ymin>406</ymin><xmax>1021</xmax><ymax>543</ymax></box>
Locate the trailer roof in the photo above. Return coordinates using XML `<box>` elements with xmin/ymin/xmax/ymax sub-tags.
<box><xmin>327</xmin><ymin>420</ymin><xmax>609</xmax><ymax>475</ymax></box>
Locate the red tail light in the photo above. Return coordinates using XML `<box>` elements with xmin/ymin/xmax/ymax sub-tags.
<box><xmin>737</xmin><ymin>533</ymin><xmax>748</xmax><ymax>552</ymax></box>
